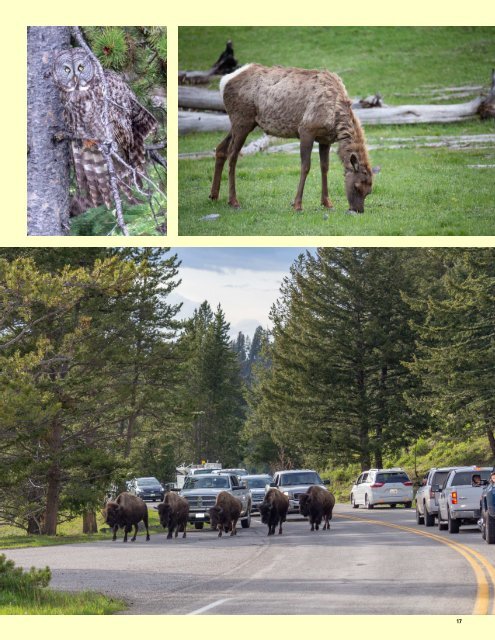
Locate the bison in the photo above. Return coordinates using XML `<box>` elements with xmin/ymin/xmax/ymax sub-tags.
<box><xmin>209</xmin><ymin>491</ymin><xmax>242</xmax><ymax>537</ymax></box>
<box><xmin>103</xmin><ymin>491</ymin><xmax>150</xmax><ymax>542</ymax></box>
<box><xmin>299</xmin><ymin>485</ymin><xmax>335</xmax><ymax>531</ymax></box>
<box><xmin>157</xmin><ymin>491</ymin><xmax>189</xmax><ymax>540</ymax></box>
<box><xmin>259</xmin><ymin>488</ymin><xmax>289</xmax><ymax>536</ymax></box>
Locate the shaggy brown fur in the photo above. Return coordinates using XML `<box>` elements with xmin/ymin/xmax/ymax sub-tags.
<box><xmin>157</xmin><ymin>491</ymin><xmax>189</xmax><ymax>540</ymax></box>
<box><xmin>259</xmin><ymin>488</ymin><xmax>290</xmax><ymax>536</ymax></box>
<box><xmin>210</xmin><ymin>63</ymin><xmax>372</xmax><ymax>212</ymax></box>
<box><xmin>209</xmin><ymin>491</ymin><xmax>242</xmax><ymax>537</ymax></box>
<box><xmin>299</xmin><ymin>485</ymin><xmax>336</xmax><ymax>532</ymax></box>
<box><xmin>103</xmin><ymin>492</ymin><xmax>150</xmax><ymax>542</ymax></box>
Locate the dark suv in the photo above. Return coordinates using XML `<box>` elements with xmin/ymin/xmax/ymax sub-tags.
<box><xmin>128</xmin><ymin>477</ymin><xmax>165</xmax><ymax>502</ymax></box>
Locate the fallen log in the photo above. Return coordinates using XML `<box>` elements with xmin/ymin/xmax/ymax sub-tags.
<box><xmin>178</xmin><ymin>86</ymin><xmax>384</xmax><ymax>112</ymax></box>
<box><xmin>179</xmin><ymin>111</ymin><xmax>231</xmax><ymax>134</ymax></box>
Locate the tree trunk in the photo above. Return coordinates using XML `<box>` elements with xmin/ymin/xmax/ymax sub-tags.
<box><xmin>42</xmin><ymin>418</ymin><xmax>63</xmax><ymax>535</ymax></box>
<box><xmin>82</xmin><ymin>510</ymin><xmax>98</xmax><ymax>534</ymax></box>
<box><xmin>27</xmin><ymin>26</ymin><xmax>71</xmax><ymax>236</ymax></box>
<box><xmin>487</xmin><ymin>426</ymin><xmax>495</xmax><ymax>458</ymax></box>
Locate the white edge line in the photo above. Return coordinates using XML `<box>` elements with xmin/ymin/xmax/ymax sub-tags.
<box><xmin>188</xmin><ymin>598</ymin><xmax>232</xmax><ymax>615</ymax></box>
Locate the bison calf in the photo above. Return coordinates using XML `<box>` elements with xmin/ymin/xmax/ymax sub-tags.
<box><xmin>209</xmin><ymin>491</ymin><xmax>242</xmax><ymax>537</ymax></box>
<box><xmin>299</xmin><ymin>485</ymin><xmax>335</xmax><ymax>532</ymax></box>
<box><xmin>103</xmin><ymin>492</ymin><xmax>150</xmax><ymax>542</ymax></box>
<box><xmin>158</xmin><ymin>491</ymin><xmax>189</xmax><ymax>540</ymax></box>
<box><xmin>259</xmin><ymin>488</ymin><xmax>290</xmax><ymax>536</ymax></box>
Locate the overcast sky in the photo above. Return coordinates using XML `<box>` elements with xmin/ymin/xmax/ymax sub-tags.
<box><xmin>169</xmin><ymin>248</ymin><xmax>313</xmax><ymax>338</ymax></box>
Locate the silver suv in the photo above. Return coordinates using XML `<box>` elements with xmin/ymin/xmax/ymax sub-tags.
<box><xmin>415</xmin><ymin>467</ymin><xmax>456</xmax><ymax>526</ymax></box>
<box><xmin>351</xmin><ymin>468</ymin><xmax>413</xmax><ymax>509</ymax></box>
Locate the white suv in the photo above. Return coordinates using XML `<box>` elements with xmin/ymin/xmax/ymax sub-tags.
<box><xmin>351</xmin><ymin>468</ymin><xmax>413</xmax><ymax>509</ymax></box>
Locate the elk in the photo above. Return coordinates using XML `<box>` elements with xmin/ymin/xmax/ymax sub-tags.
<box><xmin>209</xmin><ymin>63</ymin><xmax>373</xmax><ymax>213</ymax></box>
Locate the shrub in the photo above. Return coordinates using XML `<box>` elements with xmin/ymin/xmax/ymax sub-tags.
<box><xmin>0</xmin><ymin>554</ymin><xmax>51</xmax><ymax>592</ymax></box>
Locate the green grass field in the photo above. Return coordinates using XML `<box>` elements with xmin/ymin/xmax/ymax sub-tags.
<box><xmin>178</xmin><ymin>27</ymin><xmax>495</xmax><ymax>236</ymax></box>
<box><xmin>0</xmin><ymin>587</ymin><xmax>124</xmax><ymax>614</ymax></box>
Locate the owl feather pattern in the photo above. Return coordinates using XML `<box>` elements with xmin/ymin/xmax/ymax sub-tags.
<box><xmin>53</xmin><ymin>48</ymin><xmax>157</xmax><ymax>210</ymax></box>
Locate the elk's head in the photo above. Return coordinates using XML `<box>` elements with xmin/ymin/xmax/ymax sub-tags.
<box><xmin>345</xmin><ymin>153</ymin><xmax>373</xmax><ymax>213</ymax></box>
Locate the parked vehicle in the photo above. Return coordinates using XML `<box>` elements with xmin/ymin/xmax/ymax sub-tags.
<box><xmin>179</xmin><ymin>472</ymin><xmax>252</xmax><ymax>530</ymax></box>
<box><xmin>415</xmin><ymin>467</ymin><xmax>457</xmax><ymax>526</ymax></box>
<box><xmin>350</xmin><ymin>468</ymin><xmax>413</xmax><ymax>509</ymax></box>
<box><xmin>270</xmin><ymin>469</ymin><xmax>330</xmax><ymax>513</ymax></box>
<box><xmin>174</xmin><ymin>462</ymin><xmax>222</xmax><ymax>489</ymax></box>
<box><xmin>127</xmin><ymin>477</ymin><xmax>165</xmax><ymax>502</ymax></box>
<box><xmin>243</xmin><ymin>474</ymin><xmax>273</xmax><ymax>513</ymax></box>
<box><xmin>437</xmin><ymin>466</ymin><xmax>491</xmax><ymax>533</ymax></box>
<box><xmin>479</xmin><ymin>468</ymin><xmax>495</xmax><ymax>544</ymax></box>
<box><xmin>212</xmin><ymin>468</ymin><xmax>248</xmax><ymax>478</ymax></box>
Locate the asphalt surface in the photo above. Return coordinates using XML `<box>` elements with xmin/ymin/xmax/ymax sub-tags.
<box><xmin>4</xmin><ymin>503</ymin><xmax>495</xmax><ymax>615</ymax></box>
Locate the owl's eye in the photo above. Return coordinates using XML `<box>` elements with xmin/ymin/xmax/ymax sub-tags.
<box><xmin>78</xmin><ymin>64</ymin><xmax>85</xmax><ymax>72</ymax></box>
<box><xmin>64</xmin><ymin>66</ymin><xmax>71</xmax><ymax>74</ymax></box>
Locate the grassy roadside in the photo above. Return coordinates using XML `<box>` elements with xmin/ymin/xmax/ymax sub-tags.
<box><xmin>0</xmin><ymin>588</ymin><xmax>125</xmax><ymax>614</ymax></box>
<box><xmin>0</xmin><ymin>506</ymin><xmax>162</xmax><ymax>550</ymax></box>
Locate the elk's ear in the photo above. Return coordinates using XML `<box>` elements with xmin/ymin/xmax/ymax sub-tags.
<box><xmin>350</xmin><ymin>153</ymin><xmax>360</xmax><ymax>172</ymax></box>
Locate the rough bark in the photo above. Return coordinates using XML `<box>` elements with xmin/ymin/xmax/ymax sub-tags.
<box><xmin>42</xmin><ymin>418</ymin><xmax>63</xmax><ymax>535</ymax></box>
<box><xmin>27</xmin><ymin>26</ymin><xmax>71</xmax><ymax>236</ymax></box>
<box><xmin>82</xmin><ymin>510</ymin><xmax>98</xmax><ymax>534</ymax></box>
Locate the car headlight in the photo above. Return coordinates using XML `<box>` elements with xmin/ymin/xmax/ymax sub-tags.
<box><xmin>283</xmin><ymin>491</ymin><xmax>290</xmax><ymax>497</ymax></box>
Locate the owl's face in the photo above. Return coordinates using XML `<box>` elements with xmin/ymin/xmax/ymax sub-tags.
<box><xmin>53</xmin><ymin>48</ymin><xmax>95</xmax><ymax>92</ymax></box>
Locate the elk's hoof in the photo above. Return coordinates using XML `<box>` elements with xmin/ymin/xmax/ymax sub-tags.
<box><xmin>209</xmin><ymin>193</ymin><xmax>219</xmax><ymax>201</ymax></box>
<box><xmin>321</xmin><ymin>199</ymin><xmax>334</xmax><ymax>209</ymax></box>
<box><xmin>228</xmin><ymin>200</ymin><xmax>241</xmax><ymax>209</ymax></box>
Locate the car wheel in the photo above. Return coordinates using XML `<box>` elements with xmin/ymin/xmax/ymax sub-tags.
<box><xmin>404</xmin><ymin>502</ymin><xmax>412</xmax><ymax>509</ymax></box>
<box><xmin>481</xmin><ymin>513</ymin><xmax>486</xmax><ymax>540</ymax></box>
<box><xmin>437</xmin><ymin>512</ymin><xmax>448</xmax><ymax>531</ymax></box>
<box><xmin>486</xmin><ymin>512</ymin><xmax>495</xmax><ymax>544</ymax></box>
<box><xmin>365</xmin><ymin>495</ymin><xmax>374</xmax><ymax>510</ymax></box>
<box><xmin>447</xmin><ymin>509</ymin><xmax>460</xmax><ymax>534</ymax></box>
<box><xmin>416</xmin><ymin>505</ymin><xmax>424</xmax><ymax>525</ymax></box>
<box><xmin>424</xmin><ymin>505</ymin><xmax>435</xmax><ymax>527</ymax></box>
<box><xmin>241</xmin><ymin>509</ymin><xmax>252</xmax><ymax>529</ymax></box>
<box><xmin>194</xmin><ymin>522</ymin><xmax>204</xmax><ymax>530</ymax></box>
<box><xmin>390</xmin><ymin>503</ymin><xmax>397</xmax><ymax>509</ymax></box>
<box><xmin>351</xmin><ymin>494</ymin><xmax>359</xmax><ymax>509</ymax></box>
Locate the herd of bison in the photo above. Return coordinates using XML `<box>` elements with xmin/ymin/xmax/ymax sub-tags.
<box><xmin>103</xmin><ymin>486</ymin><xmax>336</xmax><ymax>542</ymax></box>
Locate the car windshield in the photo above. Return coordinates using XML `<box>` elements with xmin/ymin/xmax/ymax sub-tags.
<box><xmin>137</xmin><ymin>478</ymin><xmax>160</xmax><ymax>486</ymax></box>
<box><xmin>375</xmin><ymin>472</ymin><xmax>410</xmax><ymax>484</ymax></box>
<box><xmin>190</xmin><ymin>469</ymin><xmax>212</xmax><ymax>475</ymax></box>
<box><xmin>183</xmin><ymin>475</ymin><xmax>229</xmax><ymax>490</ymax></box>
<box><xmin>280</xmin><ymin>472</ymin><xmax>321</xmax><ymax>486</ymax></box>
<box><xmin>451</xmin><ymin>470</ymin><xmax>490</xmax><ymax>486</ymax></box>
<box><xmin>246</xmin><ymin>478</ymin><xmax>271</xmax><ymax>489</ymax></box>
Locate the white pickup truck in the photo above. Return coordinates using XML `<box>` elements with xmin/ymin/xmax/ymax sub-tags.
<box><xmin>179</xmin><ymin>472</ymin><xmax>252</xmax><ymax>530</ymax></box>
<box><xmin>437</xmin><ymin>466</ymin><xmax>492</xmax><ymax>534</ymax></box>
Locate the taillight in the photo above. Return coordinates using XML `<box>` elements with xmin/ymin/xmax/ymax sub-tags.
<box><xmin>451</xmin><ymin>491</ymin><xmax>458</xmax><ymax>505</ymax></box>
<box><xmin>370</xmin><ymin>482</ymin><xmax>384</xmax><ymax>488</ymax></box>
<box><xmin>429</xmin><ymin>489</ymin><xmax>435</xmax><ymax>498</ymax></box>
<box><xmin>403</xmin><ymin>481</ymin><xmax>413</xmax><ymax>486</ymax></box>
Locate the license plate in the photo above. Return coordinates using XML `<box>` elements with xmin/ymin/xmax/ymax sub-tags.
<box><xmin>196</xmin><ymin>513</ymin><xmax>205</xmax><ymax>518</ymax></box>
<box><xmin>390</xmin><ymin>489</ymin><xmax>398</xmax><ymax>495</ymax></box>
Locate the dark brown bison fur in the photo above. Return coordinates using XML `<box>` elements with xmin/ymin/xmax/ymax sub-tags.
<box><xmin>158</xmin><ymin>491</ymin><xmax>189</xmax><ymax>540</ymax></box>
<box><xmin>209</xmin><ymin>491</ymin><xmax>242</xmax><ymax>537</ymax></box>
<box><xmin>103</xmin><ymin>492</ymin><xmax>150</xmax><ymax>542</ymax></box>
<box><xmin>299</xmin><ymin>485</ymin><xmax>335</xmax><ymax>532</ymax></box>
<box><xmin>259</xmin><ymin>488</ymin><xmax>289</xmax><ymax>536</ymax></box>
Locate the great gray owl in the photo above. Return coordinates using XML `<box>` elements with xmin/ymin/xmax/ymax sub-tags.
<box><xmin>52</xmin><ymin>47</ymin><xmax>158</xmax><ymax>211</ymax></box>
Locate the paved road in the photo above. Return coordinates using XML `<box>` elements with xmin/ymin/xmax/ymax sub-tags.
<box><xmin>4</xmin><ymin>504</ymin><xmax>495</xmax><ymax>615</ymax></box>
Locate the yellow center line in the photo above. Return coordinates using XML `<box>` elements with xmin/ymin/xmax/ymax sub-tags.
<box><xmin>335</xmin><ymin>513</ymin><xmax>493</xmax><ymax>615</ymax></box>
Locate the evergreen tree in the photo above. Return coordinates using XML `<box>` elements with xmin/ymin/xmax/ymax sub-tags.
<box><xmin>246</xmin><ymin>248</ymin><xmax>424</xmax><ymax>470</ymax></box>
<box><xmin>406</xmin><ymin>248</ymin><xmax>495</xmax><ymax>457</ymax></box>
<box><xmin>178</xmin><ymin>302</ymin><xmax>245</xmax><ymax>465</ymax></box>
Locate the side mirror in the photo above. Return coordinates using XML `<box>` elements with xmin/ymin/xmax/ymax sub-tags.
<box><xmin>269</xmin><ymin>482</ymin><xmax>277</xmax><ymax>488</ymax></box>
<box><xmin>323</xmin><ymin>479</ymin><xmax>331</xmax><ymax>485</ymax></box>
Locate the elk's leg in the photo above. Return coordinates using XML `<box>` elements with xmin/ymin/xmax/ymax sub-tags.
<box><xmin>210</xmin><ymin>131</ymin><xmax>232</xmax><ymax>200</ymax></box>
<box><xmin>319</xmin><ymin>143</ymin><xmax>333</xmax><ymax>209</ymax></box>
<box><xmin>293</xmin><ymin>131</ymin><xmax>314</xmax><ymax>211</ymax></box>
<box><xmin>227</xmin><ymin>123</ymin><xmax>256</xmax><ymax>208</ymax></box>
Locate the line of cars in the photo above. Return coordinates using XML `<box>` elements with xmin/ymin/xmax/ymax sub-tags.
<box><xmin>415</xmin><ymin>465</ymin><xmax>495</xmax><ymax>543</ymax></box>
<box><xmin>349</xmin><ymin>464</ymin><xmax>495</xmax><ymax>545</ymax></box>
